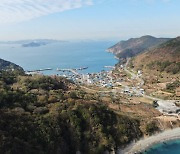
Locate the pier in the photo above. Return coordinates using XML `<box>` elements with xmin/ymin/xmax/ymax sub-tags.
<box><xmin>26</xmin><ymin>66</ymin><xmax>88</xmax><ymax>76</ymax></box>
<box><xmin>104</xmin><ymin>66</ymin><xmax>115</xmax><ymax>69</ymax></box>
<box><xmin>57</xmin><ymin>68</ymin><xmax>80</xmax><ymax>76</ymax></box>
<box><xmin>26</xmin><ymin>68</ymin><xmax>52</xmax><ymax>73</ymax></box>
<box><xmin>57</xmin><ymin>67</ymin><xmax>88</xmax><ymax>75</ymax></box>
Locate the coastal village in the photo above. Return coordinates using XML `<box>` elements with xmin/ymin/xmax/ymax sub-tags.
<box><xmin>1</xmin><ymin>38</ymin><xmax>179</xmax><ymax>154</ymax></box>
<box><xmin>26</xmin><ymin>60</ymin><xmax>180</xmax><ymax>119</ymax></box>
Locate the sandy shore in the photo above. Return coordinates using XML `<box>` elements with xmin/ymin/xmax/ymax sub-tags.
<box><xmin>118</xmin><ymin>127</ymin><xmax>180</xmax><ymax>154</ymax></box>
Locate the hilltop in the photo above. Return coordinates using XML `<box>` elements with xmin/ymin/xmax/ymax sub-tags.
<box><xmin>131</xmin><ymin>37</ymin><xmax>180</xmax><ymax>73</ymax></box>
<box><xmin>108</xmin><ymin>35</ymin><xmax>170</xmax><ymax>59</ymax></box>
<box><xmin>130</xmin><ymin>37</ymin><xmax>180</xmax><ymax>99</ymax></box>
<box><xmin>0</xmin><ymin>58</ymin><xmax>24</xmax><ymax>72</ymax></box>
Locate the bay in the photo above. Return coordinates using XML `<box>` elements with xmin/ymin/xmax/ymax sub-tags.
<box><xmin>0</xmin><ymin>41</ymin><xmax>118</xmax><ymax>75</ymax></box>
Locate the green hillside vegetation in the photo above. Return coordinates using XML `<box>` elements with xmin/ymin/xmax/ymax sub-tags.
<box><xmin>147</xmin><ymin>61</ymin><xmax>180</xmax><ymax>74</ymax></box>
<box><xmin>0</xmin><ymin>58</ymin><xmax>24</xmax><ymax>72</ymax></box>
<box><xmin>131</xmin><ymin>37</ymin><xmax>180</xmax><ymax>74</ymax></box>
<box><xmin>166</xmin><ymin>80</ymin><xmax>180</xmax><ymax>92</ymax></box>
<box><xmin>159</xmin><ymin>36</ymin><xmax>180</xmax><ymax>49</ymax></box>
<box><xmin>0</xmin><ymin>70</ymin><xmax>143</xmax><ymax>154</ymax></box>
<box><xmin>129</xmin><ymin>37</ymin><xmax>180</xmax><ymax>99</ymax></box>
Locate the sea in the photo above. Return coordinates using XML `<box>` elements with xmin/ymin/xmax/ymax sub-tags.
<box><xmin>144</xmin><ymin>139</ymin><xmax>180</xmax><ymax>154</ymax></box>
<box><xmin>0</xmin><ymin>41</ymin><xmax>118</xmax><ymax>75</ymax></box>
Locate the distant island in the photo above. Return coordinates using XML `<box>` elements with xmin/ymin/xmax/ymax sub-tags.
<box><xmin>22</xmin><ymin>42</ymin><xmax>47</xmax><ymax>47</ymax></box>
<box><xmin>0</xmin><ymin>39</ymin><xmax>67</xmax><ymax>48</ymax></box>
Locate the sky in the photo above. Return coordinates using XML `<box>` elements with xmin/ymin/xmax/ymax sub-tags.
<box><xmin>0</xmin><ymin>0</ymin><xmax>180</xmax><ymax>41</ymax></box>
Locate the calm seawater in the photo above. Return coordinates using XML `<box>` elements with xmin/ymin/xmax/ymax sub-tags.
<box><xmin>0</xmin><ymin>41</ymin><xmax>118</xmax><ymax>74</ymax></box>
<box><xmin>144</xmin><ymin>139</ymin><xmax>180</xmax><ymax>154</ymax></box>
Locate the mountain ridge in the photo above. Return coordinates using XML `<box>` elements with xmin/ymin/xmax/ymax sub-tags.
<box><xmin>132</xmin><ymin>36</ymin><xmax>180</xmax><ymax>71</ymax></box>
<box><xmin>108</xmin><ymin>35</ymin><xmax>171</xmax><ymax>59</ymax></box>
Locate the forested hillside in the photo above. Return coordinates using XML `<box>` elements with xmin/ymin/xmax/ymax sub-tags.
<box><xmin>0</xmin><ymin>70</ymin><xmax>142</xmax><ymax>154</ymax></box>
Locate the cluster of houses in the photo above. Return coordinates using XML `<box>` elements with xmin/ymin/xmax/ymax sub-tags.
<box><xmin>56</xmin><ymin>66</ymin><xmax>145</xmax><ymax>97</ymax></box>
<box><xmin>76</xmin><ymin>71</ymin><xmax>115</xmax><ymax>87</ymax></box>
<box><xmin>122</xmin><ymin>86</ymin><xmax>145</xmax><ymax>97</ymax></box>
<box><xmin>26</xmin><ymin>65</ymin><xmax>146</xmax><ymax>98</ymax></box>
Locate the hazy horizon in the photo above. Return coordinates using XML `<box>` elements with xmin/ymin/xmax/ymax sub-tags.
<box><xmin>0</xmin><ymin>36</ymin><xmax>174</xmax><ymax>43</ymax></box>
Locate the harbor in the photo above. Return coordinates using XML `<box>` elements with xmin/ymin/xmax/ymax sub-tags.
<box><xmin>26</xmin><ymin>63</ymin><xmax>180</xmax><ymax>117</ymax></box>
<box><xmin>25</xmin><ymin>66</ymin><xmax>118</xmax><ymax>87</ymax></box>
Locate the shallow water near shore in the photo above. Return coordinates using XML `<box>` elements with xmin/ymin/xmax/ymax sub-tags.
<box><xmin>144</xmin><ymin>139</ymin><xmax>180</xmax><ymax>154</ymax></box>
<box><xmin>0</xmin><ymin>41</ymin><xmax>118</xmax><ymax>74</ymax></box>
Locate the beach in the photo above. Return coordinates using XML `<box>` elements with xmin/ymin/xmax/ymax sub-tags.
<box><xmin>118</xmin><ymin>127</ymin><xmax>180</xmax><ymax>154</ymax></box>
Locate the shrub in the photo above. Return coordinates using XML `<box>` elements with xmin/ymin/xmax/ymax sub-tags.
<box><xmin>166</xmin><ymin>80</ymin><xmax>180</xmax><ymax>91</ymax></box>
<box><xmin>145</xmin><ymin>121</ymin><xmax>159</xmax><ymax>135</ymax></box>
<box><xmin>147</xmin><ymin>61</ymin><xmax>180</xmax><ymax>74</ymax></box>
<box><xmin>25</xmin><ymin>76</ymin><xmax>66</xmax><ymax>91</ymax></box>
